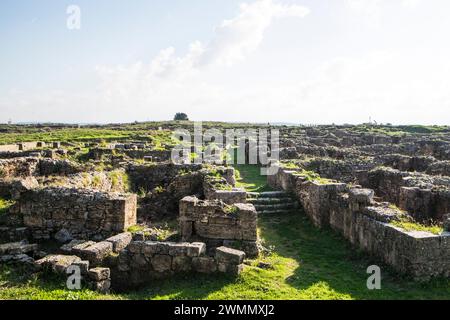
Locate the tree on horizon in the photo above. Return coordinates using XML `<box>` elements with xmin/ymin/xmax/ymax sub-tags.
<box><xmin>174</xmin><ymin>113</ymin><xmax>189</xmax><ymax>121</ymax></box>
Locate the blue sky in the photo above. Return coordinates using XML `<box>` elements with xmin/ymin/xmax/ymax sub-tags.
<box><xmin>1</xmin><ymin>0</ymin><xmax>449</xmax><ymax>124</ymax></box>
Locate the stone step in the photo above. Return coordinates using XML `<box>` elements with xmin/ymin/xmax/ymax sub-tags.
<box><xmin>254</xmin><ymin>203</ymin><xmax>297</xmax><ymax>211</ymax></box>
<box><xmin>247</xmin><ymin>191</ymin><xmax>291</xmax><ymax>199</ymax></box>
<box><xmin>258</xmin><ymin>209</ymin><xmax>295</xmax><ymax>214</ymax></box>
<box><xmin>248</xmin><ymin>197</ymin><xmax>295</xmax><ymax>204</ymax></box>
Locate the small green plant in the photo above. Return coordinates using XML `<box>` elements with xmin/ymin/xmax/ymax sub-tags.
<box><xmin>0</xmin><ymin>168</ymin><xmax>5</xmax><ymax>178</ymax></box>
<box><xmin>280</xmin><ymin>162</ymin><xmax>300</xmax><ymax>169</ymax></box>
<box><xmin>108</xmin><ymin>170</ymin><xmax>130</xmax><ymax>191</ymax></box>
<box><xmin>153</xmin><ymin>186</ymin><xmax>165</xmax><ymax>194</ymax></box>
<box><xmin>99</xmin><ymin>139</ymin><xmax>108</xmax><ymax>148</ymax></box>
<box><xmin>190</xmin><ymin>153</ymin><xmax>199</xmax><ymax>162</ymax></box>
<box><xmin>109</xmin><ymin>172</ymin><xmax>119</xmax><ymax>188</ymax></box>
<box><xmin>293</xmin><ymin>169</ymin><xmax>334</xmax><ymax>184</ymax></box>
<box><xmin>0</xmin><ymin>198</ymin><xmax>14</xmax><ymax>215</ymax></box>
<box><xmin>92</xmin><ymin>175</ymin><xmax>102</xmax><ymax>188</ymax></box>
<box><xmin>137</xmin><ymin>187</ymin><xmax>148</xmax><ymax>197</ymax></box>
<box><xmin>224</xmin><ymin>205</ymin><xmax>239</xmax><ymax>214</ymax></box>
<box><xmin>95</xmin><ymin>162</ymin><xmax>106</xmax><ymax>172</ymax></box>
<box><xmin>81</xmin><ymin>172</ymin><xmax>90</xmax><ymax>188</ymax></box>
<box><xmin>127</xmin><ymin>225</ymin><xmax>146</xmax><ymax>233</ymax></box>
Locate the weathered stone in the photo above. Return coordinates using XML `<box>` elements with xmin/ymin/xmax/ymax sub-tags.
<box><xmin>130</xmin><ymin>253</ymin><xmax>147</xmax><ymax>269</ymax></box>
<box><xmin>88</xmin><ymin>267</ymin><xmax>110</xmax><ymax>281</ymax></box>
<box><xmin>71</xmin><ymin>260</ymin><xmax>90</xmax><ymax>274</ymax></box>
<box><xmin>192</xmin><ymin>257</ymin><xmax>217</xmax><ymax>273</ymax></box>
<box><xmin>215</xmin><ymin>246</ymin><xmax>245</xmax><ymax>265</ymax></box>
<box><xmin>92</xmin><ymin>279</ymin><xmax>111</xmax><ymax>294</ymax></box>
<box><xmin>15</xmin><ymin>187</ymin><xmax>137</xmax><ymax>239</ymax></box>
<box><xmin>71</xmin><ymin>241</ymin><xmax>96</xmax><ymax>255</ymax></box>
<box><xmin>444</xmin><ymin>214</ymin><xmax>450</xmax><ymax>232</ymax></box>
<box><xmin>151</xmin><ymin>254</ymin><xmax>172</xmax><ymax>272</ymax></box>
<box><xmin>172</xmin><ymin>256</ymin><xmax>192</xmax><ymax>272</ymax></box>
<box><xmin>0</xmin><ymin>241</ymin><xmax>38</xmax><ymax>255</ymax></box>
<box><xmin>35</xmin><ymin>254</ymin><xmax>81</xmax><ymax>273</ymax></box>
<box><xmin>349</xmin><ymin>188</ymin><xmax>374</xmax><ymax>205</ymax></box>
<box><xmin>60</xmin><ymin>240</ymin><xmax>87</xmax><ymax>254</ymax></box>
<box><xmin>217</xmin><ymin>262</ymin><xmax>244</xmax><ymax>276</ymax></box>
<box><xmin>105</xmin><ymin>232</ymin><xmax>132</xmax><ymax>253</ymax></box>
<box><xmin>78</xmin><ymin>241</ymin><xmax>113</xmax><ymax>265</ymax></box>
<box><xmin>187</xmin><ymin>242</ymin><xmax>206</xmax><ymax>257</ymax></box>
<box><xmin>54</xmin><ymin>228</ymin><xmax>73</xmax><ymax>243</ymax></box>
<box><xmin>127</xmin><ymin>241</ymin><xmax>144</xmax><ymax>254</ymax></box>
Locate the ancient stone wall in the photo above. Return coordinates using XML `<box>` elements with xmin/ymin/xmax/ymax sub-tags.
<box><xmin>38</xmin><ymin>158</ymin><xmax>81</xmax><ymax>176</ymax></box>
<box><xmin>269</xmin><ymin>166</ymin><xmax>450</xmax><ymax>279</ymax></box>
<box><xmin>129</xmin><ymin>163</ymin><xmax>205</xmax><ymax>219</ymax></box>
<box><xmin>110</xmin><ymin>241</ymin><xmax>245</xmax><ymax>289</ymax></box>
<box><xmin>0</xmin><ymin>158</ymin><xmax>39</xmax><ymax>178</ymax></box>
<box><xmin>127</xmin><ymin>163</ymin><xmax>203</xmax><ymax>192</ymax></box>
<box><xmin>179</xmin><ymin>196</ymin><xmax>258</xmax><ymax>257</ymax></box>
<box><xmin>366</xmin><ymin>167</ymin><xmax>450</xmax><ymax>221</ymax></box>
<box><xmin>0</xmin><ymin>157</ymin><xmax>81</xmax><ymax>178</ymax></box>
<box><xmin>10</xmin><ymin>187</ymin><xmax>137</xmax><ymax>240</ymax></box>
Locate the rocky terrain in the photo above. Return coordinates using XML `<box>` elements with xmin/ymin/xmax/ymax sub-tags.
<box><xmin>0</xmin><ymin>122</ymin><xmax>448</xmax><ymax>298</ymax></box>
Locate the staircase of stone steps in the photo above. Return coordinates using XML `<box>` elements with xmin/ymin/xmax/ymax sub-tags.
<box><xmin>247</xmin><ymin>191</ymin><xmax>299</xmax><ymax>214</ymax></box>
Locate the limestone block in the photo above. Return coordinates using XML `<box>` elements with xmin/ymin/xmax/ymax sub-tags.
<box><xmin>187</xmin><ymin>242</ymin><xmax>206</xmax><ymax>257</ymax></box>
<box><xmin>215</xmin><ymin>246</ymin><xmax>246</xmax><ymax>265</ymax></box>
<box><xmin>151</xmin><ymin>254</ymin><xmax>172</xmax><ymax>272</ymax></box>
<box><xmin>172</xmin><ymin>256</ymin><xmax>192</xmax><ymax>272</ymax></box>
<box><xmin>78</xmin><ymin>241</ymin><xmax>113</xmax><ymax>265</ymax></box>
<box><xmin>35</xmin><ymin>254</ymin><xmax>81</xmax><ymax>273</ymax></box>
<box><xmin>192</xmin><ymin>256</ymin><xmax>217</xmax><ymax>273</ymax></box>
<box><xmin>105</xmin><ymin>232</ymin><xmax>132</xmax><ymax>253</ymax></box>
<box><xmin>218</xmin><ymin>262</ymin><xmax>244</xmax><ymax>276</ymax></box>
<box><xmin>88</xmin><ymin>267</ymin><xmax>111</xmax><ymax>281</ymax></box>
<box><xmin>71</xmin><ymin>260</ymin><xmax>90</xmax><ymax>275</ymax></box>
<box><xmin>0</xmin><ymin>241</ymin><xmax>38</xmax><ymax>255</ymax></box>
<box><xmin>92</xmin><ymin>279</ymin><xmax>111</xmax><ymax>294</ymax></box>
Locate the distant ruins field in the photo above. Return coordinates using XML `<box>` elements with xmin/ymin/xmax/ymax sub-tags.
<box><xmin>0</xmin><ymin>122</ymin><xmax>448</xmax><ymax>300</ymax></box>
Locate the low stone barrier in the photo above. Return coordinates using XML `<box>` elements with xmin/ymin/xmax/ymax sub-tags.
<box><xmin>110</xmin><ymin>241</ymin><xmax>245</xmax><ymax>289</ymax></box>
<box><xmin>9</xmin><ymin>187</ymin><xmax>137</xmax><ymax>240</ymax></box>
<box><xmin>269</xmin><ymin>166</ymin><xmax>450</xmax><ymax>279</ymax></box>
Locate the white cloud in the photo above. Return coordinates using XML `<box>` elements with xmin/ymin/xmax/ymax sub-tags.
<box><xmin>345</xmin><ymin>0</ymin><xmax>422</xmax><ymax>26</ymax></box>
<box><xmin>198</xmin><ymin>0</ymin><xmax>309</xmax><ymax>66</ymax></box>
<box><xmin>91</xmin><ymin>0</ymin><xmax>310</xmax><ymax>122</ymax></box>
<box><xmin>401</xmin><ymin>0</ymin><xmax>421</xmax><ymax>9</ymax></box>
<box><xmin>3</xmin><ymin>0</ymin><xmax>449</xmax><ymax>126</ymax></box>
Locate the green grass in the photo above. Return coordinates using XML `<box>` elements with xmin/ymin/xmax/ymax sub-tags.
<box><xmin>386</xmin><ymin>206</ymin><xmax>444</xmax><ymax>235</ymax></box>
<box><xmin>234</xmin><ymin>165</ymin><xmax>272</xmax><ymax>192</ymax></box>
<box><xmin>0</xmin><ymin>127</ymin><xmax>177</xmax><ymax>150</ymax></box>
<box><xmin>292</xmin><ymin>169</ymin><xmax>335</xmax><ymax>185</ymax></box>
<box><xmin>0</xmin><ymin>198</ymin><xmax>14</xmax><ymax>215</ymax></box>
<box><xmin>1</xmin><ymin>213</ymin><xmax>448</xmax><ymax>300</ymax></box>
<box><xmin>391</xmin><ymin>220</ymin><xmax>443</xmax><ymax>235</ymax></box>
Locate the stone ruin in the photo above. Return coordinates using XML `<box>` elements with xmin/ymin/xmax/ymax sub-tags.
<box><xmin>179</xmin><ymin>197</ymin><xmax>259</xmax><ymax>257</ymax></box>
<box><xmin>0</xmin><ymin>144</ymin><xmax>257</xmax><ymax>293</ymax></box>
<box><xmin>1</xmin><ymin>124</ymin><xmax>450</xmax><ymax>294</ymax></box>
<box><xmin>266</xmin><ymin>124</ymin><xmax>450</xmax><ymax>280</ymax></box>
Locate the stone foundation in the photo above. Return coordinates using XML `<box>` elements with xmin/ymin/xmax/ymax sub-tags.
<box><xmin>179</xmin><ymin>196</ymin><xmax>258</xmax><ymax>257</ymax></box>
<box><xmin>9</xmin><ymin>187</ymin><xmax>137</xmax><ymax>240</ymax></box>
<box><xmin>110</xmin><ymin>241</ymin><xmax>245</xmax><ymax>289</ymax></box>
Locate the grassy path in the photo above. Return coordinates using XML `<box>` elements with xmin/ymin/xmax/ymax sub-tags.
<box><xmin>1</xmin><ymin>212</ymin><xmax>448</xmax><ymax>300</ymax></box>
